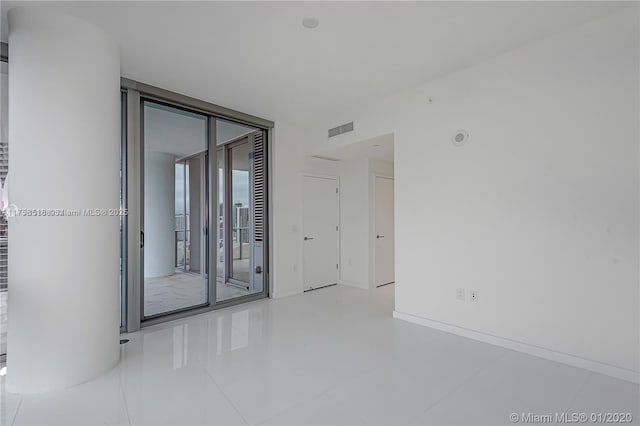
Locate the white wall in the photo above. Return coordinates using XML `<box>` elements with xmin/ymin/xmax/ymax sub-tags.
<box><xmin>144</xmin><ymin>152</ymin><xmax>176</xmax><ymax>278</ymax></box>
<box><xmin>278</xmin><ymin>8</ymin><xmax>638</xmax><ymax>375</ymax></box>
<box><xmin>188</xmin><ymin>155</ymin><xmax>205</xmax><ymax>274</ymax></box>
<box><xmin>338</xmin><ymin>158</ymin><xmax>370</xmax><ymax>289</ymax></box>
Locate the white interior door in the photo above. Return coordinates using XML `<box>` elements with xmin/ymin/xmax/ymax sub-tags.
<box><xmin>375</xmin><ymin>176</ymin><xmax>395</xmax><ymax>286</ymax></box>
<box><xmin>302</xmin><ymin>176</ymin><xmax>339</xmax><ymax>290</ymax></box>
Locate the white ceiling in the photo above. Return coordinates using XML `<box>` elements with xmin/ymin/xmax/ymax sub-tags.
<box><xmin>144</xmin><ymin>102</ymin><xmax>207</xmax><ymax>157</ymax></box>
<box><xmin>1</xmin><ymin>1</ymin><xmax>628</xmax><ymax>124</ymax></box>
<box><xmin>217</xmin><ymin>119</ymin><xmax>257</xmax><ymax>146</ymax></box>
<box><xmin>144</xmin><ymin>102</ymin><xmax>258</xmax><ymax>157</ymax></box>
<box><xmin>314</xmin><ymin>133</ymin><xmax>394</xmax><ymax>162</ymax></box>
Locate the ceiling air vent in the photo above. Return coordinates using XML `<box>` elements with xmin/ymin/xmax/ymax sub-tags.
<box><xmin>328</xmin><ymin>122</ymin><xmax>354</xmax><ymax>138</ymax></box>
<box><xmin>311</xmin><ymin>155</ymin><xmax>341</xmax><ymax>162</ymax></box>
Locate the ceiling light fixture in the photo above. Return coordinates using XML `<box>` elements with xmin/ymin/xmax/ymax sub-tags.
<box><xmin>302</xmin><ymin>18</ymin><xmax>320</xmax><ymax>29</ymax></box>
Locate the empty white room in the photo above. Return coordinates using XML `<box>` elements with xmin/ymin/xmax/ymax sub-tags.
<box><xmin>0</xmin><ymin>1</ymin><xmax>638</xmax><ymax>425</ymax></box>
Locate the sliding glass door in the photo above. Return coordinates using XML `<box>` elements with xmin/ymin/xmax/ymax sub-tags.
<box><xmin>120</xmin><ymin>82</ymin><xmax>271</xmax><ymax>330</ymax></box>
<box><xmin>142</xmin><ymin>100</ymin><xmax>209</xmax><ymax>319</ymax></box>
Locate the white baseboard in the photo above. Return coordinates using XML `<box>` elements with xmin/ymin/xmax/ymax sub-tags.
<box><xmin>393</xmin><ymin>310</ymin><xmax>639</xmax><ymax>384</ymax></box>
<box><xmin>338</xmin><ymin>279</ymin><xmax>368</xmax><ymax>290</ymax></box>
<box><xmin>270</xmin><ymin>288</ymin><xmax>302</xmax><ymax>299</ymax></box>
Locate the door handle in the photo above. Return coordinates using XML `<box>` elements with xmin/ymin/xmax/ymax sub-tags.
<box><xmin>255</xmin><ymin>266</ymin><xmax>262</xmax><ymax>274</ymax></box>
<box><xmin>304</xmin><ymin>237</ymin><xmax>314</xmax><ymax>241</ymax></box>
<box><xmin>376</xmin><ymin>235</ymin><xmax>385</xmax><ymax>239</ymax></box>
<box><xmin>140</xmin><ymin>230</ymin><xmax>145</xmax><ymax>248</ymax></box>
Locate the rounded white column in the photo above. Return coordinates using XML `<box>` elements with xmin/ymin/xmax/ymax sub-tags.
<box><xmin>144</xmin><ymin>152</ymin><xmax>176</xmax><ymax>278</ymax></box>
<box><xmin>7</xmin><ymin>8</ymin><xmax>121</xmax><ymax>393</ymax></box>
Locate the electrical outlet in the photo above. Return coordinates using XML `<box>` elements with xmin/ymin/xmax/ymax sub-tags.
<box><xmin>470</xmin><ymin>290</ymin><xmax>479</xmax><ymax>302</ymax></box>
<box><xmin>456</xmin><ymin>288</ymin><xmax>465</xmax><ymax>301</ymax></box>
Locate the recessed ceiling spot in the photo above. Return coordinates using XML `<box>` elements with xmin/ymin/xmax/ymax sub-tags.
<box><xmin>452</xmin><ymin>130</ymin><xmax>469</xmax><ymax>147</ymax></box>
<box><xmin>302</xmin><ymin>18</ymin><xmax>319</xmax><ymax>29</ymax></box>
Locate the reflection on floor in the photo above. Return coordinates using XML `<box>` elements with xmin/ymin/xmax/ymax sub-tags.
<box><xmin>144</xmin><ymin>272</ymin><xmax>251</xmax><ymax>317</ymax></box>
<box><xmin>2</xmin><ymin>284</ymin><xmax>638</xmax><ymax>426</ymax></box>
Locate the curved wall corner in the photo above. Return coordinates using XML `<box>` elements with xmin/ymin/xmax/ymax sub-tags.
<box><xmin>7</xmin><ymin>7</ymin><xmax>121</xmax><ymax>393</ymax></box>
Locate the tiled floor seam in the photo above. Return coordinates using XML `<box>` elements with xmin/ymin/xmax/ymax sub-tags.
<box><xmin>245</xmin><ymin>321</ymin><xmax>392</xmax><ymax>425</ymax></box>
<box><xmin>195</xmin><ymin>356</ymin><xmax>250</xmax><ymax>426</ymax></box>
<box><xmin>403</xmin><ymin>348</ymin><xmax>512</xmax><ymax>425</ymax></box>
<box><xmin>563</xmin><ymin>372</ymin><xmax>594</xmax><ymax>414</ymax></box>
<box><xmin>118</xmin><ymin>375</ymin><xmax>133</xmax><ymax>426</ymax></box>
<box><xmin>9</xmin><ymin>395</ymin><xmax>22</xmax><ymax>426</ymax></box>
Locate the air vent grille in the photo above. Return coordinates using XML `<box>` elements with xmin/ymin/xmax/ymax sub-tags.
<box><xmin>328</xmin><ymin>122</ymin><xmax>354</xmax><ymax>138</ymax></box>
<box><xmin>311</xmin><ymin>155</ymin><xmax>340</xmax><ymax>162</ymax></box>
<box><xmin>253</xmin><ymin>132</ymin><xmax>265</xmax><ymax>243</ymax></box>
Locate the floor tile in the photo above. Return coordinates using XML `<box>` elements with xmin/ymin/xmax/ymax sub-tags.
<box><xmin>0</xmin><ymin>376</ymin><xmax>21</xmax><ymax>426</ymax></box>
<box><xmin>259</xmin><ymin>394</ymin><xmax>366</xmax><ymax>426</ymax></box>
<box><xmin>568</xmin><ymin>373</ymin><xmax>639</xmax><ymax>425</ymax></box>
<box><xmin>120</xmin><ymin>342</ymin><xmax>245</xmax><ymax>425</ymax></box>
<box><xmin>409</xmin><ymin>350</ymin><xmax>594</xmax><ymax>426</ymax></box>
<box><xmin>1</xmin><ymin>285</ymin><xmax>637</xmax><ymax>426</ymax></box>
<box><xmin>11</xmin><ymin>366</ymin><xmax>129</xmax><ymax>426</ymax></box>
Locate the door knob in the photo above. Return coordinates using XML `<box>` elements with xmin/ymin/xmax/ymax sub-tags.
<box><xmin>304</xmin><ymin>237</ymin><xmax>314</xmax><ymax>241</ymax></box>
<box><xmin>376</xmin><ymin>235</ymin><xmax>385</xmax><ymax>239</ymax></box>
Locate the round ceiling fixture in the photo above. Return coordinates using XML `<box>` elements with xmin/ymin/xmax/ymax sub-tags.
<box><xmin>302</xmin><ymin>17</ymin><xmax>320</xmax><ymax>29</ymax></box>
<box><xmin>452</xmin><ymin>130</ymin><xmax>469</xmax><ymax>147</ymax></box>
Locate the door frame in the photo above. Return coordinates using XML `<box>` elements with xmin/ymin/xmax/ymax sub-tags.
<box><xmin>371</xmin><ymin>174</ymin><xmax>395</xmax><ymax>288</ymax></box>
<box><xmin>224</xmin><ymin>136</ymin><xmax>252</xmax><ymax>290</ymax></box>
<box><xmin>121</xmin><ymin>79</ymin><xmax>273</xmax><ymax>333</ymax></box>
<box><xmin>300</xmin><ymin>173</ymin><xmax>341</xmax><ymax>291</ymax></box>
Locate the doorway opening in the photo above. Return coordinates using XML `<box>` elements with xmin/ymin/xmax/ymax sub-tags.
<box><xmin>305</xmin><ymin>133</ymin><xmax>395</xmax><ymax>294</ymax></box>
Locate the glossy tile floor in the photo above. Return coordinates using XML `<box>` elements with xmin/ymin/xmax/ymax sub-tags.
<box><xmin>1</xmin><ymin>284</ymin><xmax>638</xmax><ymax>425</ymax></box>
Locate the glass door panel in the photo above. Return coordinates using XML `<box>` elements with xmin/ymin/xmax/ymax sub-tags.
<box><xmin>142</xmin><ymin>100</ymin><xmax>208</xmax><ymax>319</ymax></box>
<box><xmin>215</xmin><ymin>118</ymin><xmax>266</xmax><ymax>302</ymax></box>
<box><xmin>229</xmin><ymin>141</ymin><xmax>250</xmax><ymax>284</ymax></box>
<box><xmin>216</xmin><ymin>148</ymin><xmax>225</xmax><ymax>286</ymax></box>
